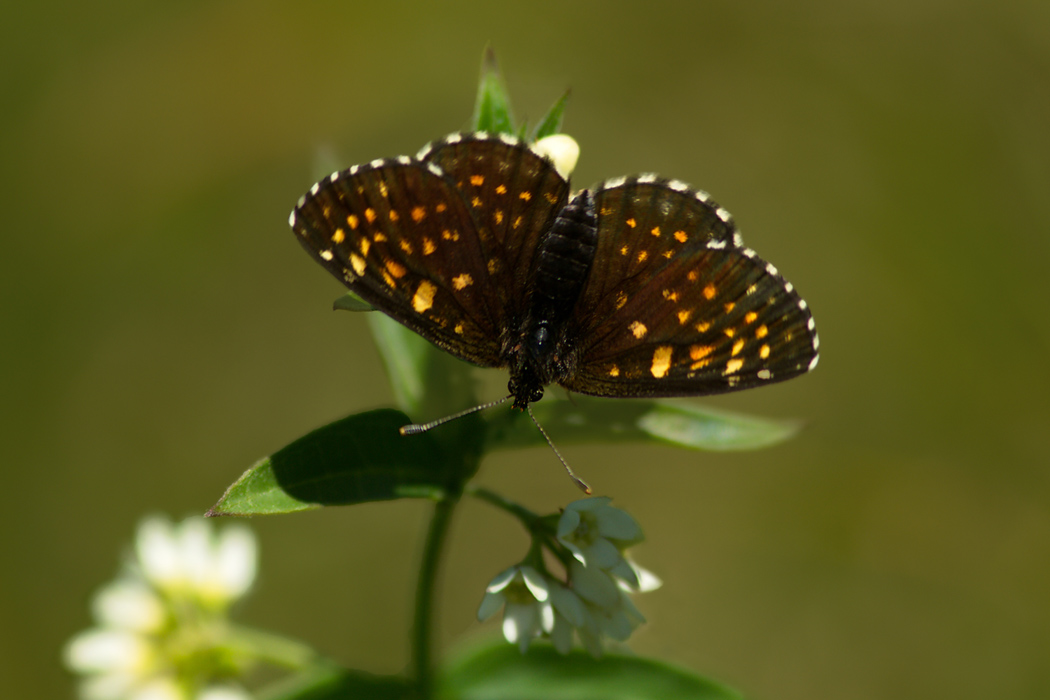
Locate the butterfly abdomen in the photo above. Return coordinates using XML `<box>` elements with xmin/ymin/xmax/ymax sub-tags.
<box><xmin>528</xmin><ymin>189</ymin><xmax>598</xmax><ymax>326</ymax></box>
<box><xmin>506</xmin><ymin>190</ymin><xmax>598</xmax><ymax>406</ymax></box>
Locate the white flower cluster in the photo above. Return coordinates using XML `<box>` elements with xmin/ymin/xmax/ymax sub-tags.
<box><xmin>64</xmin><ymin>516</ymin><xmax>257</xmax><ymax>700</ymax></box>
<box><xmin>477</xmin><ymin>498</ymin><xmax>660</xmax><ymax>656</ymax></box>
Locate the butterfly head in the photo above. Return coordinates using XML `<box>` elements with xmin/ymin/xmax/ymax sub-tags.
<box><xmin>508</xmin><ymin>367</ymin><xmax>545</xmax><ymax>411</ymax></box>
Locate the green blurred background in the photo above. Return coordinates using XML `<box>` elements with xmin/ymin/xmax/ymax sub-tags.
<box><xmin>3</xmin><ymin>1</ymin><xmax>1048</xmax><ymax>698</ymax></box>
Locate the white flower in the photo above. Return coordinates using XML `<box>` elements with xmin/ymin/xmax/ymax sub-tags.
<box><xmin>546</xmin><ymin>559</ymin><xmax>656</xmax><ymax>658</ymax></box>
<box><xmin>547</xmin><ymin>583</ymin><xmax>587</xmax><ymax>655</ymax></box>
<box><xmin>65</xmin><ymin>515</ymin><xmax>259</xmax><ymax>700</ymax></box>
<box><xmin>532</xmin><ymin>134</ymin><xmax>580</xmax><ymax>179</ymax></box>
<box><xmin>136</xmin><ymin>515</ymin><xmax>256</xmax><ymax>608</ymax></box>
<box><xmin>477</xmin><ymin>565</ymin><xmax>554</xmax><ymax>652</ymax></box>
<box><xmin>557</xmin><ymin>497</ymin><xmax>643</xmax><ymax>573</ymax></box>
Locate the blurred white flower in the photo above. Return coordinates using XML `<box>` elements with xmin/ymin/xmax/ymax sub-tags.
<box><xmin>477</xmin><ymin>565</ymin><xmax>554</xmax><ymax>652</ymax></box>
<box><xmin>64</xmin><ymin>515</ymin><xmax>258</xmax><ymax>700</ymax></box>
<box><xmin>532</xmin><ymin>134</ymin><xmax>580</xmax><ymax>179</ymax></box>
<box><xmin>557</xmin><ymin>497</ymin><xmax>642</xmax><ymax>573</ymax></box>
<box><xmin>136</xmin><ymin>515</ymin><xmax>256</xmax><ymax>608</ymax></box>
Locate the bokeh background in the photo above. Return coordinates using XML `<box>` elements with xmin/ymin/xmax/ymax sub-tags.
<box><xmin>3</xmin><ymin>1</ymin><xmax>1048</xmax><ymax>698</ymax></box>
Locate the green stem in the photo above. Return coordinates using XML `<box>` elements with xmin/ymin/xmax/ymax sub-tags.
<box><xmin>466</xmin><ymin>484</ymin><xmax>541</xmax><ymax>528</ymax></box>
<box><xmin>412</xmin><ymin>493</ymin><xmax>459</xmax><ymax>697</ymax></box>
<box><xmin>468</xmin><ymin>484</ymin><xmax>576</xmax><ymax>570</ymax></box>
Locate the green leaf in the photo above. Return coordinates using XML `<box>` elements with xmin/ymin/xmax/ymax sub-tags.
<box><xmin>258</xmin><ymin>665</ymin><xmax>413</xmax><ymax>700</ymax></box>
<box><xmin>440</xmin><ymin>643</ymin><xmax>743</xmax><ymax>700</ymax></box>
<box><xmin>472</xmin><ymin>48</ymin><xmax>514</xmax><ymax>134</ymax></box>
<box><xmin>208</xmin><ymin>409</ymin><xmax>448</xmax><ymax>516</ymax></box>
<box><xmin>484</xmin><ymin>396</ymin><xmax>801</xmax><ymax>452</ymax></box>
<box><xmin>636</xmin><ymin>401</ymin><xmax>802</xmax><ymax>450</ymax></box>
<box><xmin>332</xmin><ymin>292</ymin><xmax>373</xmax><ymax>312</ymax></box>
<box><xmin>532</xmin><ymin>90</ymin><xmax>571</xmax><ymax>140</ymax></box>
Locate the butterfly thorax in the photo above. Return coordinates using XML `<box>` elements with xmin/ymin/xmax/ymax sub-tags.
<box><xmin>507</xmin><ymin>189</ymin><xmax>598</xmax><ymax>410</ymax></box>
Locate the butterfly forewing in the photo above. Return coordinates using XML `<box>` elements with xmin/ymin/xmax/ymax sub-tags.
<box><xmin>421</xmin><ymin>134</ymin><xmax>570</xmax><ymax>326</ymax></box>
<box><xmin>561</xmin><ymin>178</ymin><xmax>819</xmax><ymax>397</ymax></box>
<box><xmin>290</xmin><ymin>158</ymin><xmax>505</xmax><ymax>366</ymax></box>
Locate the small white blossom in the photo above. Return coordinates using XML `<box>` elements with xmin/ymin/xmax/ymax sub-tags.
<box><xmin>65</xmin><ymin>515</ymin><xmax>259</xmax><ymax>700</ymax></box>
<box><xmin>550</xmin><ymin>558</ymin><xmax>658</xmax><ymax>657</ymax></box>
<box><xmin>532</xmin><ymin>134</ymin><xmax>580</xmax><ymax>179</ymax></box>
<box><xmin>136</xmin><ymin>515</ymin><xmax>256</xmax><ymax>608</ymax></box>
<box><xmin>480</xmin><ymin>500</ymin><xmax>659</xmax><ymax>657</ymax></box>
<box><xmin>557</xmin><ymin>497</ymin><xmax>642</xmax><ymax>572</ymax></box>
<box><xmin>477</xmin><ymin>565</ymin><xmax>554</xmax><ymax>652</ymax></box>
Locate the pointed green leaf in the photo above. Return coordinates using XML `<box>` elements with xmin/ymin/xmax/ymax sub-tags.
<box><xmin>440</xmin><ymin>643</ymin><xmax>743</xmax><ymax>699</ymax></box>
<box><xmin>209</xmin><ymin>409</ymin><xmax>448</xmax><ymax>516</ymax></box>
<box><xmin>484</xmin><ymin>396</ymin><xmax>801</xmax><ymax>452</ymax></box>
<box><xmin>532</xmin><ymin>90</ymin><xmax>571</xmax><ymax>140</ymax></box>
<box><xmin>332</xmin><ymin>292</ymin><xmax>374</xmax><ymax>312</ymax></box>
<box><xmin>472</xmin><ymin>48</ymin><xmax>514</xmax><ymax>134</ymax></box>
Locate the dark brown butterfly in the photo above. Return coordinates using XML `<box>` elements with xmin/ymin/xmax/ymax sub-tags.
<box><xmin>290</xmin><ymin>132</ymin><xmax>818</xmax><ymax>418</ymax></box>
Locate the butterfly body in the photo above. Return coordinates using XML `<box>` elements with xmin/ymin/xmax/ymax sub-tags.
<box><xmin>289</xmin><ymin>132</ymin><xmax>818</xmax><ymax>415</ymax></box>
<box><xmin>508</xmin><ymin>188</ymin><xmax>598</xmax><ymax>409</ymax></box>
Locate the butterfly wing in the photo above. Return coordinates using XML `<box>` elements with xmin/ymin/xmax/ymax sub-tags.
<box><xmin>419</xmin><ymin>133</ymin><xmax>570</xmax><ymax>330</ymax></box>
<box><xmin>560</xmin><ymin>176</ymin><xmax>819</xmax><ymax>397</ymax></box>
<box><xmin>290</xmin><ymin>156</ymin><xmax>507</xmax><ymax>366</ymax></box>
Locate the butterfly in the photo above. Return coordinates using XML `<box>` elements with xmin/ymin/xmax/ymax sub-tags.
<box><xmin>289</xmin><ymin>132</ymin><xmax>819</xmax><ymax>418</ymax></box>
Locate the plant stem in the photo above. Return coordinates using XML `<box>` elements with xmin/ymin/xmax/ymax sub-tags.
<box><xmin>466</xmin><ymin>484</ymin><xmax>541</xmax><ymax>528</ymax></box>
<box><xmin>412</xmin><ymin>493</ymin><xmax>459</xmax><ymax>697</ymax></box>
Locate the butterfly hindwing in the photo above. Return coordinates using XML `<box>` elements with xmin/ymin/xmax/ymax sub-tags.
<box><xmin>290</xmin><ymin>157</ymin><xmax>505</xmax><ymax>366</ymax></box>
<box><xmin>561</xmin><ymin>177</ymin><xmax>819</xmax><ymax>397</ymax></box>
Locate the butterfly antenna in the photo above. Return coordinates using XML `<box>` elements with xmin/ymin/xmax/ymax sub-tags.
<box><xmin>399</xmin><ymin>395</ymin><xmax>512</xmax><ymax>435</ymax></box>
<box><xmin>528</xmin><ymin>405</ymin><xmax>592</xmax><ymax>494</ymax></box>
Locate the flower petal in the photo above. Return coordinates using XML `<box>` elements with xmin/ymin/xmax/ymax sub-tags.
<box><xmin>569</xmin><ymin>561</ymin><xmax>619</xmax><ymax>608</ymax></box>
<box><xmin>569</xmin><ymin>496</ymin><xmax>611</xmax><ymax>513</ymax></box>
<box><xmin>484</xmin><ymin>566</ymin><xmax>517</xmax><ymax>594</ymax></box>
<box><xmin>177</xmin><ymin>518</ymin><xmax>214</xmax><ymax>592</ymax></box>
<box><xmin>584</xmin><ymin>538</ymin><xmax>622</xmax><ymax>569</ymax></box>
<box><xmin>550</xmin><ymin>613</ymin><xmax>574</xmax><ymax>655</ymax></box>
<box><xmin>532</xmin><ymin>134</ymin><xmax>580</xmax><ymax>179</ymax></box>
<box><xmin>64</xmin><ymin>630</ymin><xmax>152</xmax><ymax>674</ymax></box>
<box><xmin>555</xmin><ymin>508</ymin><xmax>581</xmax><ymax>538</ymax></box>
<box><xmin>211</xmin><ymin>525</ymin><xmax>257</xmax><ymax>601</ymax></box>
<box><xmin>549</xmin><ymin>585</ymin><xmax>586</xmax><ymax>627</ymax></box>
<box><xmin>519</xmin><ymin>566</ymin><xmax>549</xmax><ymax>602</ymax></box>
<box><xmin>92</xmin><ymin>580</ymin><xmax>166</xmax><ymax>633</ymax></box>
<box><xmin>502</xmin><ymin>602</ymin><xmax>536</xmax><ymax>645</ymax></box>
<box><xmin>136</xmin><ymin>516</ymin><xmax>181</xmax><ymax>588</ymax></box>
<box><xmin>608</xmin><ymin>558</ymin><xmax>640</xmax><ymax>588</ymax></box>
<box><xmin>630</xmin><ymin>560</ymin><xmax>663</xmax><ymax>592</ymax></box>
<box><xmin>476</xmin><ymin>591</ymin><xmax>505</xmax><ymax>621</ymax></box>
<box><xmin>594</xmin><ymin>506</ymin><xmax>642</xmax><ymax>541</ymax></box>
<box><xmin>539</xmin><ymin>600</ymin><xmax>555</xmax><ymax>633</ymax></box>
